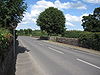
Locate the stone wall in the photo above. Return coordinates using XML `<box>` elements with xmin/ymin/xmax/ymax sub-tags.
<box><xmin>0</xmin><ymin>46</ymin><xmax>15</xmax><ymax>75</ymax></box>
<box><xmin>50</xmin><ymin>37</ymin><xmax>79</xmax><ymax>46</ymax></box>
<box><xmin>39</xmin><ymin>36</ymin><xmax>79</xmax><ymax>46</ymax></box>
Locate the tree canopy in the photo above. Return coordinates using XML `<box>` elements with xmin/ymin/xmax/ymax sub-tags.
<box><xmin>37</xmin><ymin>7</ymin><xmax>66</xmax><ymax>36</ymax></box>
<box><xmin>82</xmin><ymin>7</ymin><xmax>100</xmax><ymax>32</ymax></box>
<box><xmin>0</xmin><ymin>0</ymin><xmax>27</xmax><ymax>29</ymax></box>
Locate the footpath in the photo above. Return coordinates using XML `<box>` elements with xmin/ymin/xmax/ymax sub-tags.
<box><xmin>15</xmin><ymin>40</ymin><xmax>42</xmax><ymax>75</ymax></box>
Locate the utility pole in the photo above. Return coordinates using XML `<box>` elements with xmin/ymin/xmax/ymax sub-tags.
<box><xmin>11</xmin><ymin>24</ymin><xmax>16</xmax><ymax>58</ymax></box>
<box><xmin>13</xmin><ymin>28</ymin><xmax>15</xmax><ymax>57</ymax></box>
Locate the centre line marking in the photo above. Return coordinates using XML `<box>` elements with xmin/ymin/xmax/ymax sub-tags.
<box><xmin>48</xmin><ymin>47</ymin><xmax>64</xmax><ymax>54</ymax></box>
<box><xmin>77</xmin><ymin>58</ymin><xmax>100</xmax><ymax>70</ymax></box>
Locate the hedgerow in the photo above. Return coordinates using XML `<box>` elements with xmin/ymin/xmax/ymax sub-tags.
<box><xmin>64</xmin><ymin>31</ymin><xmax>100</xmax><ymax>50</ymax></box>
<box><xmin>64</xmin><ymin>31</ymin><xmax>92</xmax><ymax>38</ymax></box>
<box><xmin>79</xmin><ymin>32</ymin><xmax>100</xmax><ymax>50</ymax></box>
<box><xmin>17</xmin><ymin>29</ymin><xmax>48</xmax><ymax>36</ymax></box>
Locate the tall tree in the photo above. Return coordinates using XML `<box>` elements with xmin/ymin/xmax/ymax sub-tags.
<box><xmin>37</xmin><ymin>7</ymin><xmax>66</xmax><ymax>36</ymax></box>
<box><xmin>82</xmin><ymin>7</ymin><xmax>100</xmax><ymax>32</ymax></box>
<box><xmin>0</xmin><ymin>0</ymin><xmax>27</xmax><ymax>29</ymax></box>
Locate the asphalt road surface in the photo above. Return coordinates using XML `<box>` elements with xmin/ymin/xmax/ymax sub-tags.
<box><xmin>18</xmin><ymin>36</ymin><xmax>100</xmax><ymax>75</ymax></box>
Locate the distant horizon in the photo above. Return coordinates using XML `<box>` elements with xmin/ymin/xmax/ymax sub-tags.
<box><xmin>16</xmin><ymin>0</ymin><xmax>100</xmax><ymax>30</ymax></box>
<box><xmin>16</xmin><ymin>28</ymin><xmax>83</xmax><ymax>31</ymax></box>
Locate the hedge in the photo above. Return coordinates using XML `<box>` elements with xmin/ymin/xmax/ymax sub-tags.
<box><xmin>17</xmin><ymin>30</ymin><xmax>48</xmax><ymax>36</ymax></box>
<box><xmin>64</xmin><ymin>31</ymin><xmax>92</xmax><ymax>38</ymax></box>
<box><xmin>0</xmin><ymin>28</ymin><xmax>12</xmax><ymax>55</ymax></box>
<box><xmin>79</xmin><ymin>32</ymin><xmax>100</xmax><ymax>50</ymax></box>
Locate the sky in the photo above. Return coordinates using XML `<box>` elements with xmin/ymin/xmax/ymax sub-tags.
<box><xmin>16</xmin><ymin>0</ymin><xmax>100</xmax><ymax>30</ymax></box>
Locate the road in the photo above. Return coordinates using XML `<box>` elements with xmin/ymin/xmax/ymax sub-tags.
<box><xmin>18</xmin><ymin>36</ymin><xmax>100</xmax><ymax>75</ymax></box>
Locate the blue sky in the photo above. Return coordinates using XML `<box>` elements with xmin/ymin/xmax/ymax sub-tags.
<box><xmin>16</xmin><ymin>0</ymin><xmax>100</xmax><ymax>30</ymax></box>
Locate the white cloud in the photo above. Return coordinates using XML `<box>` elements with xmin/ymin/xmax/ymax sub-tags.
<box><xmin>83</xmin><ymin>0</ymin><xmax>100</xmax><ymax>4</ymax></box>
<box><xmin>17</xmin><ymin>0</ymin><xmax>87</xmax><ymax>30</ymax></box>
<box><xmin>66</xmin><ymin>22</ymin><xmax>75</xmax><ymax>26</ymax></box>
<box><xmin>64</xmin><ymin>1</ymin><xmax>87</xmax><ymax>9</ymax></box>
<box><xmin>65</xmin><ymin>14</ymin><xmax>81</xmax><ymax>22</ymax></box>
<box><xmin>72</xmin><ymin>0</ymin><xmax>79</xmax><ymax>1</ymax></box>
<box><xmin>30</xmin><ymin>0</ymin><xmax>86</xmax><ymax>18</ymax></box>
<box><xmin>54</xmin><ymin>0</ymin><xmax>87</xmax><ymax>9</ymax></box>
<box><xmin>54</xmin><ymin>0</ymin><xmax>67</xmax><ymax>9</ymax></box>
<box><xmin>65</xmin><ymin>14</ymin><xmax>81</xmax><ymax>26</ymax></box>
<box><xmin>65</xmin><ymin>13</ymin><xmax>89</xmax><ymax>26</ymax></box>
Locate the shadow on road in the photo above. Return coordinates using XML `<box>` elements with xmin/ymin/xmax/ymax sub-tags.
<box><xmin>13</xmin><ymin>40</ymin><xmax>30</xmax><ymax>75</ymax></box>
<box><xmin>15</xmin><ymin>40</ymin><xmax>30</xmax><ymax>54</ymax></box>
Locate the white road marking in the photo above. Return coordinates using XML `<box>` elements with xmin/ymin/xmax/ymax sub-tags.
<box><xmin>48</xmin><ymin>47</ymin><xmax>64</xmax><ymax>54</ymax></box>
<box><xmin>77</xmin><ymin>58</ymin><xmax>100</xmax><ymax>70</ymax></box>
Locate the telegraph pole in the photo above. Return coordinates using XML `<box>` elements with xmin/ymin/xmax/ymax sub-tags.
<box><xmin>11</xmin><ymin>24</ymin><xmax>16</xmax><ymax>58</ymax></box>
<box><xmin>13</xmin><ymin>28</ymin><xmax>15</xmax><ymax>57</ymax></box>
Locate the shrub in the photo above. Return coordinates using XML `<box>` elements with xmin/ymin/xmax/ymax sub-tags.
<box><xmin>64</xmin><ymin>31</ymin><xmax>92</xmax><ymax>38</ymax></box>
<box><xmin>17</xmin><ymin>29</ymin><xmax>48</xmax><ymax>36</ymax></box>
<box><xmin>0</xmin><ymin>28</ymin><xmax>12</xmax><ymax>55</ymax></box>
<box><xmin>79</xmin><ymin>32</ymin><xmax>100</xmax><ymax>50</ymax></box>
<box><xmin>32</xmin><ymin>30</ymin><xmax>46</xmax><ymax>36</ymax></box>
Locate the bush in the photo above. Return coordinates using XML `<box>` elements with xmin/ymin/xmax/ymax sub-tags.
<box><xmin>32</xmin><ymin>30</ymin><xmax>48</xmax><ymax>36</ymax></box>
<box><xmin>64</xmin><ymin>31</ymin><xmax>91</xmax><ymax>38</ymax></box>
<box><xmin>17</xmin><ymin>29</ymin><xmax>48</xmax><ymax>37</ymax></box>
<box><xmin>79</xmin><ymin>32</ymin><xmax>100</xmax><ymax>50</ymax></box>
<box><xmin>0</xmin><ymin>28</ymin><xmax>12</xmax><ymax>55</ymax></box>
<box><xmin>64</xmin><ymin>31</ymin><xmax>100</xmax><ymax>50</ymax></box>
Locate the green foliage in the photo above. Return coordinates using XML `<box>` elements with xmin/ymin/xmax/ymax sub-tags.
<box><xmin>94</xmin><ymin>7</ymin><xmax>100</xmax><ymax>20</ymax></box>
<box><xmin>79</xmin><ymin>32</ymin><xmax>100</xmax><ymax>50</ymax></box>
<box><xmin>0</xmin><ymin>0</ymin><xmax>27</xmax><ymax>29</ymax></box>
<box><xmin>32</xmin><ymin>30</ymin><xmax>48</xmax><ymax>36</ymax></box>
<box><xmin>64</xmin><ymin>31</ymin><xmax>91</xmax><ymax>38</ymax></box>
<box><xmin>63</xmin><ymin>31</ymin><xmax>100</xmax><ymax>50</ymax></box>
<box><xmin>37</xmin><ymin>7</ymin><xmax>66</xmax><ymax>36</ymax></box>
<box><xmin>0</xmin><ymin>28</ymin><xmax>12</xmax><ymax>55</ymax></box>
<box><xmin>17</xmin><ymin>29</ymin><xmax>32</xmax><ymax>36</ymax></box>
<box><xmin>31</xmin><ymin>30</ymin><xmax>42</xmax><ymax>36</ymax></box>
<box><xmin>17</xmin><ymin>29</ymin><xmax>48</xmax><ymax>36</ymax></box>
<box><xmin>82</xmin><ymin>7</ymin><xmax>100</xmax><ymax>32</ymax></box>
